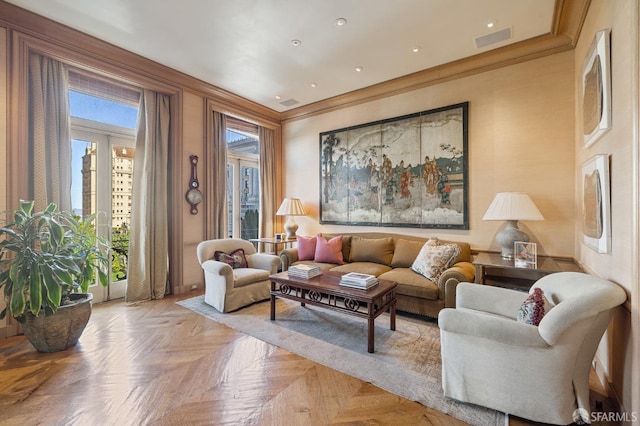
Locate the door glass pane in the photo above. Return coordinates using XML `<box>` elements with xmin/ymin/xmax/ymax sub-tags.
<box><xmin>111</xmin><ymin>145</ymin><xmax>134</xmax><ymax>283</ymax></box>
<box><xmin>227</xmin><ymin>163</ymin><xmax>234</xmax><ymax>238</ymax></box>
<box><xmin>240</xmin><ymin>165</ymin><xmax>259</xmax><ymax>240</ymax></box>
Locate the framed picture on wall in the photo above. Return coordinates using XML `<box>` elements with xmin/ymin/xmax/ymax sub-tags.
<box><xmin>582</xmin><ymin>29</ymin><xmax>611</xmax><ymax>147</ymax></box>
<box><xmin>581</xmin><ymin>154</ymin><xmax>611</xmax><ymax>254</ymax></box>
<box><xmin>318</xmin><ymin>102</ymin><xmax>469</xmax><ymax>229</ymax></box>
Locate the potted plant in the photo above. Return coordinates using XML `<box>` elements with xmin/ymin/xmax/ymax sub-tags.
<box><xmin>0</xmin><ymin>200</ymin><xmax>110</xmax><ymax>352</ymax></box>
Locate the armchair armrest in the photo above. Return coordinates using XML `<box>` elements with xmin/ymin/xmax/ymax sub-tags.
<box><xmin>439</xmin><ymin>307</ymin><xmax>549</xmax><ymax>348</ymax></box>
<box><xmin>279</xmin><ymin>248</ymin><xmax>299</xmax><ymax>271</ymax></box>
<box><xmin>247</xmin><ymin>253</ymin><xmax>281</xmax><ymax>274</ymax></box>
<box><xmin>201</xmin><ymin>259</ymin><xmax>233</xmax><ymax>276</ymax></box>
<box><xmin>437</xmin><ymin>261</ymin><xmax>475</xmax><ymax>306</ymax></box>
<box><xmin>456</xmin><ymin>282</ymin><xmax>528</xmax><ymax>319</ymax></box>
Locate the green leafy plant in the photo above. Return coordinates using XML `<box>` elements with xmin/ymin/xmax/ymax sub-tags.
<box><xmin>0</xmin><ymin>200</ymin><xmax>110</xmax><ymax>322</ymax></box>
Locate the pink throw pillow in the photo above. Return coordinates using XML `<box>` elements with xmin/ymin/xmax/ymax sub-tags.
<box><xmin>297</xmin><ymin>235</ymin><xmax>318</xmax><ymax>261</ymax></box>
<box><xmin>314</xmin><ymin>235</ymin><xmax>344</xmax><ymax>264</ymax></box>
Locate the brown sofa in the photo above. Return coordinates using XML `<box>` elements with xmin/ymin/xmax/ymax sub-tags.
<box><xmin>279</xmin><ymin>232</ymin><xmax>475</xmax><ymax>318</ymax></box>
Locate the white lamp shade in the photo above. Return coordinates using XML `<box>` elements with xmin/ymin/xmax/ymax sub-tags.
<box><xmin>482</xmin><ymin>192</ymin><xmax>544</xmax><ymax>221</ymax></box>
<box><xmin>276</xmin><ymin>198</ymin><xmax>306</xmax><ymax>216</ymax></box>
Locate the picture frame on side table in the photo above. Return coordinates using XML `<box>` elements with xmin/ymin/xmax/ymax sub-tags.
<box><xmin>582</xmin><ymin>154</ymin><xmax>611</xmax><ymax>254</ymax></box>
<box><xmin>582</xmin><ymin>29</ymin><xmax>611</xmax><ymax>147</ymax></box>
<box><xmin>514</xmin><ymin>241</ymin><xmax>537</xmax><ymax>268</ymax></box>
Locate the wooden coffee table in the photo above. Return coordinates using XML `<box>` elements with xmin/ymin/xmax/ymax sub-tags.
<box><xmin>269</xmin><ymin>270</ymin><xmax>397</xmax><ymax>353</ymax></box>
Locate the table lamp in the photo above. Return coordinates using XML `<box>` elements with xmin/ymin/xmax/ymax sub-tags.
<box><xmin>276</xmin><ymin>198</ymin><xmax>306</xmax><ymax>238</ymax></box>
<box><xmin>482</xmin><ymin>192</ymin><xmax>544</xmax><ymax>259</ymax></box>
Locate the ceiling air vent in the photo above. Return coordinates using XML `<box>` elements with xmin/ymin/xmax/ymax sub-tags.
<box><xmin>280</xmin><ymin>98</ymin><xmax>300</xmax><ymax>107</ymax></box>
<box><xmin>475</xmin><ymin>27</ymin><xmax>512</xmax><ymax>49</ymax></box>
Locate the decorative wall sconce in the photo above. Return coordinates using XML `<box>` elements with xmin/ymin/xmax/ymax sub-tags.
<box><xmin>186</xmin><ymin>155</ymin><xmax>203</xmax><ymax>215</ymax></box>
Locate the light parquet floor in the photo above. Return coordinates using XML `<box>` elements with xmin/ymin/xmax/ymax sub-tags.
<box><xmin>0</xmin><ymin>291</ymin><xmax>616</xmax><ymax>426</ymax></box>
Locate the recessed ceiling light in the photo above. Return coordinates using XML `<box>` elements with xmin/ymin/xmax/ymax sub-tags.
<box><xmin>291</xmin><ymin>39</ymin><xmax>302</xmax><ymax>46</ymax></box>
<box><xmin>412</xmin><ymin>46</ymin><xmax>421</xmax><ymax>53</ymax></box>
<box><xmin>335</xmin><ymin>17</ymin><xmax>347</xmax><ymax>27</ymax></box>
<box><xmin>275</xmin><ymin>95</ymin><xmax>281</xmax><ymax>100</ymax></box>
<box><xmin>486</xmin><ymin>20</ymin><xmax>496</xmax><ymax>29</ymax></box>
<box><xmin>355</xmin><ymin>66</ymin><xmax>363</xmax><ymax>72</ymax></box>
<box><xmin>310</xmin><ymin>83</ymin><xmax>317</xmax><ymax>88</ymax></box>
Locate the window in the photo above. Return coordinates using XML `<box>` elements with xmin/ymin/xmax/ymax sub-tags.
<box><xmin>226</xmin><ymin>118</ymin><xmax>260</xmax><ymax>240</ymax></box>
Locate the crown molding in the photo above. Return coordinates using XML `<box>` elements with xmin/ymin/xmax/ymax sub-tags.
<box><xmin>281</xmin><ymin>0</ymin><xmax>590</xmax><ymax>123</ymax></box>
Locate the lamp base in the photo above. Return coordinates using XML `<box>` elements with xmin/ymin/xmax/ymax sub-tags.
<box><xmin>284</xmin><ymin>216</ymin><xmax>298</xmax><ymax>239</ymax></box>
<box><xmin>496</xmin><ymin>220</ymin><xmax>529</xmax><ymax>259</ymax></box>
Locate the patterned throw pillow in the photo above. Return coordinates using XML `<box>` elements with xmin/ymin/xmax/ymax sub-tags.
<box><xmin>410</xmin><ymin>239</ymin><xmax>460</xmax><ymax>281</ymax></box>
<box><xmin>214</xmin><ymin>248</ymin><xmax>248</xmax><ymax>269</ymax></box>
<box><xmin>517</xmin><ymin>287</ymin><xmax>551</xmax><ymax>326</ymax></box>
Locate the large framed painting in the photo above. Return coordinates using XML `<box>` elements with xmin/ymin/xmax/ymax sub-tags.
<box><xmin>582</xmin><ymin>29</ymin><xmax>611</xmax><ymax>147</ymax></box>
<box><xmin>319</xmin><ymin>102</ymin><xmax>469</xmax><ymax>229</ymax></box>
<box><xmin>582</xmin><ymin>154</ymin><xmax>611</xmax><ymax>254</ymax></box>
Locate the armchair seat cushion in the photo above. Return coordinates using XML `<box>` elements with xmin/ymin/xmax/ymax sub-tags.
<box><xmin>379</xmin><ymin>268</ymin><xmax>439</xmax><ymax>300</ymax></box>
<box><xmin>233</xmin><ymin>268</ymin><xmax>270</xmax><ymax>287</ymax></box>
<box><xmin>331</xmin><ymin>261</ymin><xmax>391</xmax><ymax>276</ymax></box>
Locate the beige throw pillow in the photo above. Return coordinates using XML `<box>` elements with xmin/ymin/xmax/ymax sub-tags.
<box><xmin>411</xmin><ymin>240</ymin><xmax>460</xmax><ymax>281</ymax></box>
<box><xmin>349</xmin><ymin>236</ymin><xmax>394</xmax><ymax>266</ymax></box>
<box><xmin>392</xmin><ymin>239</ymin><xmax>433</xmax><ymax>268</ymax></box>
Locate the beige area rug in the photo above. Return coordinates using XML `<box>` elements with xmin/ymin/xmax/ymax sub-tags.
<box><xmin>177</xmin><ymin>295</ymin><xmax>504</xmax><ymax>425</ymax></box>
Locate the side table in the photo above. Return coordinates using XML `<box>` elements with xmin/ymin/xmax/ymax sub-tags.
<box><xmin>472</xmin><ymin>252</ymin><xmax>582</xmax><ymax>291</ymax></box>
<box><xmin>249</xmin><ymin>237</ymin><xmax>296</xmax><ymax>255</ymax></box>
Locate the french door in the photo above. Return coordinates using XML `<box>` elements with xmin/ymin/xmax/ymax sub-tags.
<box><xmin>71</xmin><ymin>118</ymin><xmax>135</xmax><ymax>302</ymax></box>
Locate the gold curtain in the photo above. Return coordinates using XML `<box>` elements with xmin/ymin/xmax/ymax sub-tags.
<box><xmin>126</xmin><ymin>89</ymin><xmax>170</xmax><ymax>303</ymax></box>
<box><xmin>205</xmin><ymin>111</ymin><xmax>228</xmax><ymax>239</ymax></box>
<box><xmin>28</xmin><ymin>53</ymin><xmax>71</xmax><ymax>211</ymax></box>
<box><xmin>258</xmin><ymin>126</ymin><xmax>276</xmax><ymax>238</ymax></box>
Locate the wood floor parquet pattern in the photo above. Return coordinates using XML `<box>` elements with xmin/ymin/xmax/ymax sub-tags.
<box><xmin>0</xmin><ymin>291</ymin><xmax>615</xmax><ymax>426</ymax></box>
<box><xmin>0</xmin><ymin>292</ymin><xmax>464</xmax><ymax>426</ymax></box>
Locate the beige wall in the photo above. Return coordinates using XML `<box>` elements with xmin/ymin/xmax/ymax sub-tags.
<box><xmin>283</xmin><ymin>51</ymin><xmax>576</xmax><ymax>256</ymax></box>
<box><xmin>574</xmin><ymin>0</ymin><xmax>639</xmax><ymax>417</ymax></box>
<box><xmin>182</xmin><ymin>91</ymin><xmax>206</xmax><ymax>290</ymax></box>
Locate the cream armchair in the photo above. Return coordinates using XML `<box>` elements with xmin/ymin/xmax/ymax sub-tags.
<box><xmin>438</xmin><ymin>272</ymin><xmax>627</xmax><ymax>425</ymax></box>
<box><xmin>197</xmin><ymin>239</ymin><xmax>281</xmax><ymax>313</ymax></box>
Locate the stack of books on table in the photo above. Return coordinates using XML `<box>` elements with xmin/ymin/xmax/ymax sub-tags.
<box><xmin>288</xmin><ymin>264</ymin><xmax>322</xmax><ymax>279</ymax></box>
<box><xmin>339</xmin><ymin>272</ymin><xmax>379</xmax><ymax>289</ymax></box>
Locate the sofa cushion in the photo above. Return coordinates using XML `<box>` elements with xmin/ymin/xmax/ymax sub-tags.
<box><xmin>411</xmin><ymin>240</ymin><xmax>460</xmax><ymax>281</ymax></box>
<box><xmin>379</xmin><ymin>268</ymin><xmax>439</xmax><ymax>300</ymax></box>
<box><xmin>392</xmin><ymin>239</ymin><xmax>431</xmax><ymax>268</ymax></box>
<box><xmin>292</xmin><ymin>260</ymin><xmax>337</xmax><ymax>271</ymax></box>
<box><xmin>214</xmin><ymin>248</ymin><xmax>248</xmax><ymax>269</ymax></box>
<box><xmin>314</xmin><ymin>235</ymin><xmax>344</xmax><ymax>264</ymax></box>
<box><xmin>331</xmin><ymin>262</ymin><xmax>391</xmax><ymax>277</ymax></box>
<box><xmin>297</xmin><ymin>235</ymin><xmax>318</xmax><ymax>261</ymax></box>
<box><xmin>349</xmin><ymin>236</ymin><xmax>394</xmax><ymax>266</ymax></box>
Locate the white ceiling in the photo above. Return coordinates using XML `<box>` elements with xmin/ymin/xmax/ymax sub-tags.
<box><xmin>6</xmin><ymin>0</ymin><xmax>556</xmax><ymax>112</ymax></box>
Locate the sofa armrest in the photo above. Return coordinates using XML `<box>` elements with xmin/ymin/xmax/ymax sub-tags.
<box><xmin>438</xmin><ymin>261</ymin><xmax>475</xmax><ymax>306</ymax></box>
<box><xmin>456</xmin><ymin>282</ymin><xmax>527</xmax><ymax>318</ymax></box>
<box><xmin>279</xmin><ymin>248</ymin><xmax>299</xmax><ymax>271</ymax></box>
<box><xmin>439</xmin><ymin>307</ymin><xmax>549</xmax><ymax>348</ymax></box>
<box><xmin>247</xmin><ymin>253</ymin><xmax>281</xmax><ymax>274</ymax></box>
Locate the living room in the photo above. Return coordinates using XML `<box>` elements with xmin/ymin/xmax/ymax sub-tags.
<box><xmin>0</xmin><ymin>0</ymin><xmax>638</xmax><ymax>424</ymax></box>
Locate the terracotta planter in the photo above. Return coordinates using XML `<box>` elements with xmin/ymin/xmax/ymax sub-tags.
<box><xmin>22</xmin><ymin>293</ymin><xmax>93</xmax><ymax>353</ymax></box>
